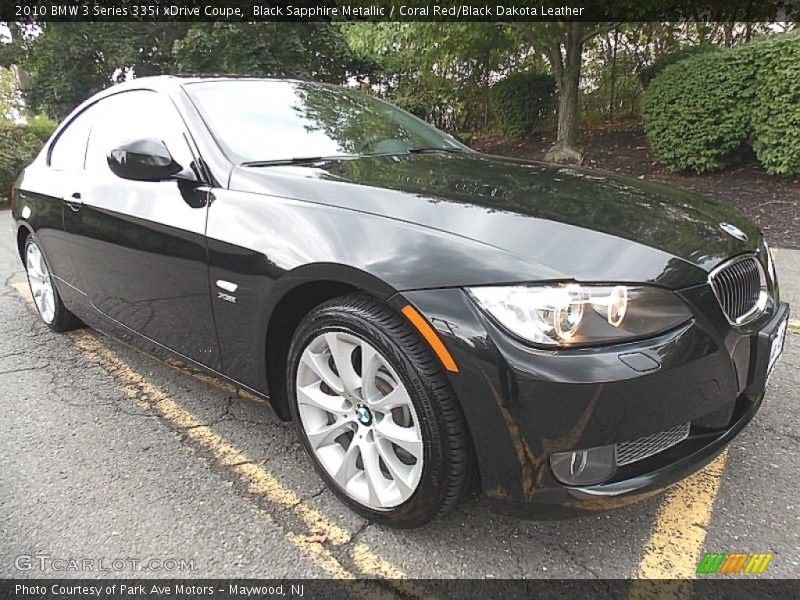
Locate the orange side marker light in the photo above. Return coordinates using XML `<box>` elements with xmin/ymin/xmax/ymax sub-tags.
<box><xmin>401</xmin><ymin>305</ymin><xmax>459</xmax><ymax>373</ymax></box>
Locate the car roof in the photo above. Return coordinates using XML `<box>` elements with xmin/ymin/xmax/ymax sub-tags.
<box><xmin>69</xmin><ymin>75</ymin><xmax>319</xmax><ymax>117</ymax></box>
<box><xmin>114</xmin><ymin>75</ymin><xmax>313</xmax><ymax>92</ymax></box>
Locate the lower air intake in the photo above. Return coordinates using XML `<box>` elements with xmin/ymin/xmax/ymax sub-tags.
<box><xmin>615</xmin><ymin>422</ymin><xmax>691</xmax><ymax>466</ymax></box>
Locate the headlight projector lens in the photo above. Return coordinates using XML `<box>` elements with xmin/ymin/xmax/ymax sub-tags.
<box><xmin>468</xmin><ymin>283</ymin><xmax>691</xmax><ymax>347</ymax></box>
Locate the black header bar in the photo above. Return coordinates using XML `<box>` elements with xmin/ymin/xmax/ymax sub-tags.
<box><xmin>2</xmin><ymin>0</ymin><xmax>799</xmax><ymax>22</ymax></box>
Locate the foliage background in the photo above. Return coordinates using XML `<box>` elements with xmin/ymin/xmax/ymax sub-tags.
<box><xmin>0</xmin><ymin>115</ymin><xmax>56</xmax><ymax>203</ymax></box>
<box><xmin>643</xmin><ymin>30</ymin><xmax>800</xmax><ymax>175</ymax></box>
<box><xmin>0</xmin><ymin>21</ymin><xmax>796</xmax><ymax>201</ymax></box>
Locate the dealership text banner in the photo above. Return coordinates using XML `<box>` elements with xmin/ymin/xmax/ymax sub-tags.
<box><xmin>5</xmin><ymin>579</ymin><xmax>800</xmax><ymax>599</ymax></box>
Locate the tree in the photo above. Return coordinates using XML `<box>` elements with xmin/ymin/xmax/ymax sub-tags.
<box><xmin>0</xmin><ymin>23</ymin><xmax>188</xmax><ymax>119</ymax></box>
<box><xmin>174</xmin><ymin>23</ymin><xmax>357</xmax><ymax>83</ymax></box>
<box><xmin>0</xmin><ymin>66</ymin><xmax>24</xmax><ymax>120</ymax></box>
<box><xmin>507</xmin><ymin>22</ymin><xmax>619</xmax><ymax>164</ymax></box>
<box><xmin>0</xmin><ymin>22</ymin><xmax>359</xmax><ymax>120</ymax></box>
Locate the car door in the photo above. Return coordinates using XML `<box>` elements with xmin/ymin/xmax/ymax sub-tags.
<box><xmin>18</xmin><ymin>106</ymin><xmax>95</xmax><ymax>310</ymax></box>
<box><xmin>64</xmin><ymin>89</ymin><xmax>221</xmax><ymax>370</ymax></box>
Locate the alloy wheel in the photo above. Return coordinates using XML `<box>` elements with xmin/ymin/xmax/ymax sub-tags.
<box><xmin>26</xmin><ymin>241</ymin><xmax>56</xmax><ymax>324</ymax></box>
<box><xmin>295</xmin><ymin>331</ymin><xmax>424</xmax><ymax>509</ymax></box>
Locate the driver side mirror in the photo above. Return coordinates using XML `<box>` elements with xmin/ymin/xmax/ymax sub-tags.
<box><xmin>107</xmin><ymin>138</ymin><xmax>183</xmax><ymax>182</ymax></box>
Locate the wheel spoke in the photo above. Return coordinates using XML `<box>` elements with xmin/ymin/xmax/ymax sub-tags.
<box><xmin>376</xmin><ymin>440</ymin><xmax>415</xmax><ymax>497</ymax></box>
<box><xmin>39</xmin><ymin>253</ymin><xmax>47</xmax><ymax>276</ymax></box>
<box><xmin>369</xmin><ymin>384</ymin><xmax>412</xmax><ymax>411</ymax></box>
<box><xmin>374</xmin><ymin>418</ymin><xmax>423</xmax><ymax>459</ymax></box>
<box><xmin>296</xmin><ymin>382</ymin><xmax>349</xmax><ymax>416</ymax></box>
<box><xmin>28</xmin><ymin>263</ymin><xmax>44</xmax><ymax>279</ymax></box>
<box><xmin>359</xmin><ymin>439</ymin><xmax>388</xmax><ymax>507</ymax></box>
<box><xmin>27</xmin><ymin>249</ymin><xmax>44</xmax><ymax>278</ymax></box>
<box><xmin>324</xmin><ymin>333</ymin><xmax>361</xmax><ymax>396</ymax></box>
<box><xmin>306</xmin><ymin>417</ymin><xmax>353</xmax><ymax>450</ymax></box>
<box><xmin>300</xmin><ymin>349</ymin><xmax>344</xmax><ymax>395</ymax></box>
<box><xmin>360</xmin><ymin>343</ymin><xmax>381</xmax><ymax>401</ymax></box>
<box><xmin>331</xmin><ymin>439</ymin><xmax>361</xmax><ymax>488</ymax></box>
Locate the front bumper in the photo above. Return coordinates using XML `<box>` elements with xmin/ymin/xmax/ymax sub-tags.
<box><xmin>393</xmin><ymin>285</ymin><xmax>789</xmax><ymax>516</ymax></box>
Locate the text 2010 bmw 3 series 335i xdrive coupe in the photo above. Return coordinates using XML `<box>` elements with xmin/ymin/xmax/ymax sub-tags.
<box><xmin>12</xmin><ymin>77</ymin><xmax>789</xmax><ymax>527</ymax></box>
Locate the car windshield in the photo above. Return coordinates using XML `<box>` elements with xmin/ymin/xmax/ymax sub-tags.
<box><xmin>184</xmin><ymin>80</ymin><xmax>467</xmax><ymax>164</ymax></box>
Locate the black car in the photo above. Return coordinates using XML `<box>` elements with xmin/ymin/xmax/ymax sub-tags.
<box><xmin>11</xmin><ymin>77</ymin><xmax>789</xmax><ymax>527</ymax></box>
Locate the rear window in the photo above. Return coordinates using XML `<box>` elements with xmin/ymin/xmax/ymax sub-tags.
<box><xmin>49</xmin><ymin>107</ymin><xmax>94</xmax><ymax>171</ymax></box>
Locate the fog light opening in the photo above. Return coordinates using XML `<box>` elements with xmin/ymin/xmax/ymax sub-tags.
<box><xmin>550</xmin><ymin>445</ymin><xmax>617</xmax><ymax>486</ymax></box>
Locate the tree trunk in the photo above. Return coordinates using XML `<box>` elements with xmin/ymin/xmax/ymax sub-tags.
<box><xmin>556</xmin><ymin>70</ymin><xmax>579</xmax><ymax>146</ymax></box>
<box><xmin>608</xmin><ymin>27</ymin><xmax>619</xmax><ymax>122</ymax></box>
<box><xmin>545</xmin><ymin>22</ymin><xmax>584</xmax><ymax>164</ymax></box>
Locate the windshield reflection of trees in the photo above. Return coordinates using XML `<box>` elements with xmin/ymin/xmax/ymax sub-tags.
<box><xmin>290</xmin><ymin>83</ymin><xmax>438</xmax><ymax>156</ymax></box>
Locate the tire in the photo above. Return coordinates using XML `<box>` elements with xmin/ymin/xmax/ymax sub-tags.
<box><xmin>24</xmin><ymin>236</ymin><xmax>82</xmax><ymax>333</ymax></box>
<box><xmin>287</xmin><ymin>293</ymin><xmax>471</xmax><ymax>528</ymax></box>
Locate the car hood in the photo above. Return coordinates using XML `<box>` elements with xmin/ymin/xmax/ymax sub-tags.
<box><xmin>228</xmin><ymin>152</ymin><xmax>761</xmax><ymax>288</ymax></box>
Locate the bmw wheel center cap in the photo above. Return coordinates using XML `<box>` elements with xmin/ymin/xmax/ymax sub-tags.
<box><xmin>355</xmin><ymin>404</ymin><xmax>373</xmax><ymax>426</ymax></box>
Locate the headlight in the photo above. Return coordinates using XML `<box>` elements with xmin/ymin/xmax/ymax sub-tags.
<box><xmin>467</xmin><ymin>283</ymin><xmax>692</xmax><ymax>347</ymax></box>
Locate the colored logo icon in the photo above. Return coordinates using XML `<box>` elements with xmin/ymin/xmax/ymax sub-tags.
<box><xmin>697</xmin><ymin>552</ymin><xmax>773</xmax><ymax>574</ymax></box>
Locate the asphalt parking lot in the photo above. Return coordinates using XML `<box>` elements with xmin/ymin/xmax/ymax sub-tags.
<box><xmin>1</xmin><ymin>209</ymin><xmax>798</xmax><ymax>581</ymax></box>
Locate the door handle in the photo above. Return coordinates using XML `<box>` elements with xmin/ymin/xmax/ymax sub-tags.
<box><xmin>66</xmin><ymin>192</ymin><xmax>82</xmax><ymax>212</ymax></box>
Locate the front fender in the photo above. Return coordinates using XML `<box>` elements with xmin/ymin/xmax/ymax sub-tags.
<box><xmin>204</xmin><ymin>187</ymin><xmax>558</xmax><ymax>398</ymax></box>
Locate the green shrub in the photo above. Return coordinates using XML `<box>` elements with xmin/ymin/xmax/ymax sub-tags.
<box><xmin>0</xmin><ymin>117</ymin><xmax>56</xmax><ymax>203</ymax></box>
<box><xmin>751</xmin><ymin>31</ymin><xmax>800</xmax><ymax>175</ymax></box>
<box><xmin>643</xmin><ymin>32</ymin><xmax>800</xmax><ymax>175</ymax></box>
<box><xmin>638</xmin><ymin>45</ymin><xmax>716</xmax><ymax>88</ymax></box>
<box><xmin>642</xmin><ymin>48</ymin><xmax>757</xmax><ymax>173</ymax></box>
<box><xmin>25</xmin><ymin>114</ymin><xmax>59</xmax><ymax>140</ymax></box>
<box><xmin>490</xmin><ymin>72</ymin><xmax>556</xmax><ymax>137</ymax></box>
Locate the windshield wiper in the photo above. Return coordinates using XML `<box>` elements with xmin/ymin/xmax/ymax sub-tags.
<box><xmin>406</xmin><ymin>147</ymin><xmax>468</xmax><ymax>155</ymax></box>
<box><xmin>240</xmin><ymin>157</ymin><xmax>326</xmax><ymax>167</ymax></box>
<box><xmin>241</xmin><ymin>149</ymin><xmax>466</xmax><ymax>167</ymax></box>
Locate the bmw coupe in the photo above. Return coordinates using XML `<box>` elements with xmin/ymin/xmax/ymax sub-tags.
<box><xmin>11</xmin><ymin>77</ymin><xmax>789</xmax><ymax>527</ymax></box>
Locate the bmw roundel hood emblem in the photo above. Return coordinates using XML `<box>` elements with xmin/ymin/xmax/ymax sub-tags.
<box><xmin>719</xmin><ymin>222</ymin><xmax>748</xmax><ymax>241</ymax></box>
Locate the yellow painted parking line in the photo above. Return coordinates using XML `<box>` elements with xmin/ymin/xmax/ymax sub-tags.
<box><xmin>74</xmin><ymin>331</ymin><xmax>362</xmax><ymax>575</ymax></box>
<box><xmin>11</xmin><ymin>285</ymin><xmax>265</xmax><ymax>405</ymax></box>
<box><xmin>789</xmin><ymin>319</ymin><xmax>800</xmax><ymax>335</ymax></box>
<box><xmin>632</xmin><ymin>450</ymin><xmax>728</xmax><ymax>586</ymax></box>
<box><xmin>10</xmin><ymin>282</ymin><xmax>418</xmax><ymax>594</ymax></box>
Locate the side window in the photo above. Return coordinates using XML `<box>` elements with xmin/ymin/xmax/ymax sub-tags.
<box><xmin>85</xmin><ymin>90</ymin><xmax>196</xmax><ymax>176</ymax></box>
<box><xmin>49</xmin><ymin>106</ymin><xmax>94</xmax><ymax>171</ymax></box>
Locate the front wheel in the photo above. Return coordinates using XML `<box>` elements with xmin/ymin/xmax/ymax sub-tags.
<box><xmin>287</xmin><ymin>293</ymin><xmax>471</xmax><ymax>528</ymax></box>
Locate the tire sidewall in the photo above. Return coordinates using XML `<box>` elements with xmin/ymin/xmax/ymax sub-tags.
<box><xmin>287</xmin><ymin>306</ymin><xmax>450</xmax><ymax>527</ymax></box>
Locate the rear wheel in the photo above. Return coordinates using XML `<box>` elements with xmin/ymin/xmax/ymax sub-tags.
<box><xmin>287</xmin><ymin>293</ymin><xmax>470</xmax><ymax>527</ymax></box>
<box><xmin>24</xmin><ymin>237</ymin><xmax>81</xmax><ymax>332</ymax></box>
